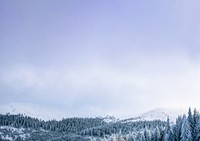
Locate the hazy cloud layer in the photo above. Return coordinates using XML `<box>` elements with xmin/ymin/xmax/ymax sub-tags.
<box><xmin>1</xmin><ymin>0</ymin><xmax>200</xmax><ymax>118</ymax></box>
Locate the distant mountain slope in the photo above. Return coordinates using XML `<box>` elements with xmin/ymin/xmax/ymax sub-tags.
<box><xmin>0</xmin><ymin>103</ymin><xmax>67</xmax><ymax>121</ymax></box>
<box><xmin>0</xmin><ymin>103</ymin><xmax>120</xmax><ymax>122</ymax></box>
<box><xmin>121</xmin><ymin>108</ymin><xmax>186</xmax><ymax>123</ymax></box>
<box><xmin>0</xmin><ymin>103</ymin><xmax>187</xmax><ymax>123</ymax></box>
<box><xmin>102</xmin><ymin>115</ymin><xmax>119</xmax><ymax>123</ymax></box>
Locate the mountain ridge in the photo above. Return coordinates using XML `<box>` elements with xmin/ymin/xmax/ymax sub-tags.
<box><xmin>0</xmin><ymin>103</ymin><xmax>187</xmax><ymax>122</ymax></box>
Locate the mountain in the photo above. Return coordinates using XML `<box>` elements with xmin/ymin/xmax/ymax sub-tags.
<box><xmin>0</xmin><ymin>103</ymin><xmax>187</xmax><ymax>122</ymax></box>
<box><xmin>0</xmin><ymin>103</ymin><xmax>68</xmax><ymax>121</ymax></box>
<box><xmin>121</xmin><ymin>108</ymin><xmax>186</xmax><ymax>123</ymax></box>
<box><xmin>0</xmin><ymin>105</ymin><xmax>193</xmax><ymax>140</ymax></box>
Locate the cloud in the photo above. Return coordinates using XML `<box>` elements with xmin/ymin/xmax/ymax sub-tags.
<box><xmin>1</xmin><ymin>52</ymin><xmax>200</xmax><ymax>118</ymax></box>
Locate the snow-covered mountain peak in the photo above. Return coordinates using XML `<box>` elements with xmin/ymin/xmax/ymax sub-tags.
<box><xmin>139</xmin><ymin>108</ymin><xmax>176</xmax><ymax>121</ymax></box>
<box><xmin>122</xmin><ymin>108</ymin><xmax>186</xmax><ymax>123</ymax></box>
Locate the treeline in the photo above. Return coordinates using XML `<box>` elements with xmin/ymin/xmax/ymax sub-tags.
<box><xmin>0</xmin><ymin>108</ymin><xmax>200</xmax><ymax>141</ymax></box>
<box><xmin>80</xmin><ymin>120</ymin><xmax>166</xmax><ymax>138</ymax></box>
<box><xmin>116</xmin><ymin>108</ymin><xmax>200</xmax><ymax>141</ymax></box>
<box><xmin>0</xmin><ymin>114</ymin><xmax>106</xmax><ymax>133</ymax></box>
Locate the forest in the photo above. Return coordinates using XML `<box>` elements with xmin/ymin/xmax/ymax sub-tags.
<box><xmin>0</xmin><ymin>108</ymin><xmax>199</xmax><ymax>141</ymax></box>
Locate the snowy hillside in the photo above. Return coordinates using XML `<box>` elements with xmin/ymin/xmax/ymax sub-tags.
<box><xmin>102</xmin><ymin>115</ymin><xmax>119</xmax><ymax>123</ymax></box>
<box><xmin>122</xmin><ymin>108</ymin><xmax>186</xmax><ymax>123</ymax></box>
<box><xmin>0</xmin><ymin>103</ymin><xmax>67</xmax><ymax>121</ymax></box>
<box><xmin>0</xmin><ymin>103</ymin><xmax>187</xmax><ymax>123</ymax></box>
<box><xmin>0</xmin><ymin>106</ymin><xmax>197</xmax><ymax>141</ymax></box>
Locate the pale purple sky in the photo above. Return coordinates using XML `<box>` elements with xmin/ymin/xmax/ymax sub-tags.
<box><xmin>1</xmin><ymin>0</ymin><xmax>200</xmax><ymax>118</ymax></box>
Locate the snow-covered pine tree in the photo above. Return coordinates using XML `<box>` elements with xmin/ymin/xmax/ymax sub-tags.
<box><xmin>126</xmin><ymin>134</ymin><xmax>136</xmax><ymax>141</ymax></box>
<box><xmin>181</xmin><ymin>114</ymin><xmax>192</xmax><ymax>141</ymax></box>
<box><xmin>193</xmin><ymin>108</ymin><xmax>199</xmax><ymax>141</ymax></box>
<box><xmin>144</xmin><ymin>128</ymin><xmax>151</xmax><ymax>141</ymax></box>
<box><xmin>111</xmin><ymin>133</ymin><xmax>117</xmax><ymax>141</ymax></box>
<box><xmin>154</xmin><ymin>126</ymin><xmax>161</xmax><ymax>141</ymax></box>
<box><xmin>196</xmin><ymin>114</ymin><xmax>200</xmax><ymax>141</ymax></box>
<box><xmin>163</xmin><ymin>117</ymin><xmax>174</xmax><ymax>141</ymax></box>
<box><xmin>140</xmin><ymin>132</ymin><xmax>146</xmax><ymax>141</ymax></box>
<box><xmin>187</xmin><ymin>107</ymin><xmax>194</xmax><ymax>140</ymax></box>
<box><xmin>174</xmin><ymin>115</ymin><xmax>183</xmax><ymax>141</ymax></box>
<box><xmin>119</xmin><ymin>134</ymin><xmax>125</xmax><ymax>141</ymax></box>
<box><xmin>136</xmin><ymin>132</ymin><xmax>145</xmax><ymax>141</ymax></box>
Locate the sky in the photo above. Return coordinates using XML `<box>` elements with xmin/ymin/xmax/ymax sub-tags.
<box><xmin>1</xmin><ymin>0</ymin><xmax>200</xmax><ymax>118</ymax></box>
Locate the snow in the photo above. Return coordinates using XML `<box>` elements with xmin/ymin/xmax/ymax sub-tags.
<box><xmin>138</xmin><ymin>108</ymin><xmax>183</xmax><ymax>122</ymax></box>
<box><xmin>0</xmin><ymin>103</ymin><xmax>122</xmax><ymax>122</ymax></box>
<box><xmin>0</xmin><ymin>126</ymin><xmax>24</xmax><ymax>134</ymax></box>
<box><xmin>122</xmin><ymin>108</ymin><xmax>187</xmax><ymax>123</ymax></box>
<box><xmin>103</xmin><ymin>115</ymin><xmax>119</xmax><ymax>123</ymax></box>
<box><xmin>0</xmin><ymin>103</ymin><xmax>68</xmax><ymax>121</ymax></box>
<box><xmin>0</xmin><ymin>126</ymin><xmax>30</xmax><ymax>140</ymax></box>
<box><xmin>0</xmin><ymin>103</ymin><xmax>188</xmax><ymax>123</ymax></box>
<box><xmin>1</xmin><ymin>135</ymin><xmax>13</xmax><ymax>141</ymax></box>
<box><xmin>19</xmin><ymin>133</ymin><xmax>30</xmax><ymax>140</ymax></box>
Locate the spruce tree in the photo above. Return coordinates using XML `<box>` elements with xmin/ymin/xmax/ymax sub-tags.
<box><xmin>164</xmin><ymin>117</ymin><xmax>174</xmax><ymax>141</ymax></box>
<box><xmin>144</xmin><ymin>128</ymin><xmax>151</xmax><ymax>141</ymax></box>
<box><xmin>174</xmin><ymin>116</ymin><xmax>183</xmax><ymax>141</ymax></box>
<box><xmin>154</xmin><ymin>126</ymin><xmax>161</xmax><ymax>141</ymax></box>
<box><xmin>196</xmin><ymin>114</ymin><xmax>200</xmax><ymax>141</ymax></box>
<box><xmin>193</xmin><ymin>108</ymin><xmax>199</xmax><ymax>141</ymax></box>
<box><xmin>181</xmin><ymin>115</ymin><xmax>192</xmax><ymax>141</ymax></box>
<box><xmin>187</xmin><ymin>107</ymin><xmax>194</xmax><ymax>140</ymax></box>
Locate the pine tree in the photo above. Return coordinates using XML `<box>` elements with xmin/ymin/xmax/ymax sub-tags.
<box><xmin>193</xmin><ymin>108</ymin><xmax>199</xmax><ymax>141</ymax></box>
<box><xmin>111</xmin><ymin>133</ymin><xmax>117</xmax><ymax>141</ymax></box>
<box><xmin>127</xmin><ymin>134</ymin><xmax>136</xmax><ymax>141</ymax></box>
<box><xmin>154</xmin><ymin>126</ymin><xmax>161</xmax><ymax>141</ymax></box>
<box><xmin>163</xmin><ymin>117</ymin><xmax>174</xmax><ymax>141</ymax></box>
<box><xmin>119</xmin><ymin>134</ymin><xmax>125</xmax><ymax>141</ymax></box>
<box><xmin>187</xmin><ymin>107</ymin><xmax>194</xmax><ymax>140</ymax></box>
<box><xmin>136</xmin><ymin>132</ymin><xmax>145</xmax><ymax>141</ymax></box>
<box><xmin>174</xmin><ymin>116</ymin><xmax>183</xmax><ymax>141</ymax></box>
<box><xmin>144</xmin><ymin>128</ymin><xmax>151</xmax><ymax>141</ymax></box>
<box><xmin>181</xmin><ymin>115</ymin><xmax>192</xmax><ymax>141</ymax></box>
<box><xmin>196</xmin><ymin>114</ymin><xmax>200</xmax><ymax>141</ymax></box>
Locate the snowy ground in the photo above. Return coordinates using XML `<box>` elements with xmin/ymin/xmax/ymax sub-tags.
<box><xmin>0</xmin><ymin>126</ymin><xmax>30</xmax><ymax>140</ymax></box>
